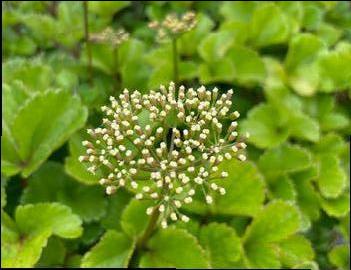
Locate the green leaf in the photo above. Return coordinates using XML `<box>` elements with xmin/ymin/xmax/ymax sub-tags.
<box><xmin>320</xmin><ymin>112</ymin><xmax>350</xmax><ymax>131</ymax></box>
<box><xmin>219</xmin><ymin>1</ymin><xmax>257</xmax><ymax>23</ymax></box>
<box><xmin>81</xmin><ymin>230</ymin><xmax>135</xmax><ymax>268</ymax></box>
<box><xmin>16</xmin><ymin>203</ymin><xmax>82</xmax><ymax>238</ymax></box>
<box><xmin>121</xmin><ymin>199</ymin><xmax>154</xmax><ymax>238</ymax></box>
<box><xmin>317</xmin><ymin>155</ymin><xmax>347</xmax><ymax>198</ymax></box>
<box><xmin>228</xmin><ymin>45</ymin><xmax>266</xmax><ymax>85</ymax></box>
<box><xmin>258</xmin><ymin>144</ymin><xmax>312</xmax><ymax>177</ymax></box>
<box><xmin>288</xmin><ymin>113</ymin><xmax>320</xmax><ymax>142</ymax></box>
<box><xmin>278</xmin><ymin>235</ymin><xmax>314</xmax><ymax>267</ymax></box>
<box><xmin>213</xmin><ymin>159</ymin><xmax>265</xmax><ymax>217</ymax></box>
<box><xmin>249</xmin><ymin>3</ymin><xmax>290</xmax><ymax>47</ymax></box>
<box><xmin>198</xmin><ymin>59</ymin><xmax>235</xmax><ymax>84</ymax></box>
<box><xmin>1</xmin><ymin>203</ymin><xmax>82</xmax><ymax>267</ymax></box>
<box><xmin>1</xmin><ymin>177</ymin><xmax>7</xmax><ymax>209</ymax></box>
<box><xmin>36</xmin><ymin>237</ymin><xmax>66</xmax><ymax>267</ymax></box>
<box><xmin>243</xmin><ymin>200</ymin><xmax>301</xmax><ymax>244</ymax></box>
<box><xmin>270</xmin><ymin>174</ymin><xmax>297</xmax><ymax>202</ymax></box>
<box><xmin>313</xmin><ymin>133</ymin><xmax>347</xmax><ymax>157</ymax></box>
<box><xmin>198</xmin><ymin>31</ymin><xmax>234</xmax><ymax>62</ymax></box>
<box><xmin>22</xmin><ymin>162</ymin><xmax>107</xmax><ymax>223</ymax></box>
<box><xmin>244</xmin><ymin>242</ymin><xmax>281</xmax><ymax>269</ymax></box>
<box><xmin>240</xmin><ymin>103</ymin><xmax>289</xmax><ymax>149</ymax></box>
<box><xmin>285</xmin><ymin>33</ymin><xmax>326</xmax><ymax>96</ymax></box>
<box><xmin>199</xmin><ymin>223</ymin><xmax>241</xmax><ymax>267</ymax></box>
<box><xmin>2</xmin><ymin>90</ymin><xmax>88</xmax><ymax>177</ymax></box>
<box><xmin>328</xmin><ymin>244</ymin><xmax>350</xmax><ymax>270</ymax></box>
<box><xmin>301</xmin><ymin>4</ymin><xmax>323</xmax><ymax>31</ymax></box>
<box><xmin>89</xmin><ymin>1</ymin><xmax>130</xmax><ymax>18</ymax></box>
<box><xmin>139</xmin><ymin>228</ymin><xmax>209</xmax><ymax>268</ymax></box>
<box><xmin>64</xmin><ymin>131</ymin><xmax>100</xmax><ymax>185</ymax></box>
<box><xmin>320</xmin><ymin>193</ymin><xmax>350</xmax><ymax>218</ymax></box>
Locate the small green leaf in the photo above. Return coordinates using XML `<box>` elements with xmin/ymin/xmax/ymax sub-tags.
<box><xmin>270</xmin><ymin>174</ymin><xmax>297</xmax><ymax>202</ymax></box>
<box><xmin>243</xmin><ymin>200</ymin><xmax>301</xmax><ymax>244</ymax></box>
<box><xmin>320</xmin><ymin>192</ymin><xmax>350</xmax><ymax>218</ymax></box>
<box><xmin>89</xmin><ymin>1</ymin><xmax>130</xmax><ymax>18</ymax></box>
<box><xmin>198</xmin><ymin>59</ymin><xmax>235</xmax><ymax>84</ymax></box>
<box><xmin>22</xmin><ymin>162</ymin><xmax>107</xmax><ymax>223</ymax></box>
<box><xmin>219</xmin><ymin>1</ymin><xmax>257</xmax><ymax>23</ymax></box>
<box><xmin>258</xmin><ymin>144</ymin><xmax>312</xmax><ymax>177</ymax></box>
<box><xmin>199</xmin><ymin>223</ymin><xmax>241</xmax><ymax>267</ymax></box>
<box><xmin>198</xmin><ymin>31</ymin><xmax>234</xmax><ymax>62</ymax></box>
<box><xmin>36</xmin><ymin>237</ymin><xmax>66</xmax><ymax>267</ymax></box>
<box><xmin>244</xmin><ymin>242</ymin><xmax>281</xmax><ymax>269</ymax></box>
<box><xmin>278</xmin><ymin>234</ymin><xmax>314</xmax><ymax>267</ymax></box>
<box><xmin>139</xmin><ymin>228</ymin><xmax>209</xmax><ymax>268</ymax></box>
<box><xmin>213</xmin><ymin>159</ymin><xmax>265</xmax><ymax>217</ymax></box>
<box><xmin>328</xmin><ymin>244</ymin><xmax>350</xmax><ymax>270</ymax></box>
<box><xmin>240</xmin><ymin>103</ymin><xmax>289</xmax><ymax>149</ymax></box>
<box><xmin>249</xmin><ymin>3</ymin><xmax>290</xmax><ymax>47</ymax></box>
<box><xmin>317</xmin><ymin>155</ymin><xmax>347</xmax><ymax>198</ymax></box>
<box><xmin>81</xmin><ymin>230</ymin><xmax>135</xmax><ymax>268</ymax></box>
<box><xmin>288</xmin><ymin>113</ymin><xmax>320</xmax><ymax>142</ymax></box>
<box><xmin>313</xmin><ymin>133</ymin><xmax>347</xmax><ymax>157</ymax></box>
<box><xmin>320</xmin><ymin>112</ymin><xmax>350</xmax><ymax>131</ymax></box>
<box><xmin>121</xmin><ymin>199</ymin><xmax>153</xmax><ymax>238</ymax></box>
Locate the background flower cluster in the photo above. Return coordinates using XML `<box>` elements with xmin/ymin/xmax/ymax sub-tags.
<box><xmin>2</xmin><ymin>1</ymin><xmax>350</xmax><ymax>269</ymax></box>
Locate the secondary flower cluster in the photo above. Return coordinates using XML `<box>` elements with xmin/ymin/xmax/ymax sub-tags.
<box><xmin>90</xmin><ymin>27</ymin><xmax>129</xmax><ymax>47</ymax></box>
<box><xmin>148</xmin><ymin>11</ymin><xmax>197</xmax><ymax>41</ymax></box>
<box><xmin>79</xmin><ymin>82</ymin><xmax>248</xmax><ymax>228</ymax></box>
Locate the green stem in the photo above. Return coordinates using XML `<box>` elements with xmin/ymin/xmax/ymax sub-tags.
<box><xmin>83</xmin><ymin>1</ymin><xmax>93</xmax><ymax>86</ymax></box>
<box><xmin>113</xmin><ymin>46</ymin><xmax>121</xmax><ymax>92</ymax></box>
<box><xmin>172</xmin><ymin>37</ymin><xmax>179</xmax><ymax>88</ymax></box>
<box><xmin>128</xmin><ymin>210</ymin><xmax>160</xmax><ymax>267</ymax></box>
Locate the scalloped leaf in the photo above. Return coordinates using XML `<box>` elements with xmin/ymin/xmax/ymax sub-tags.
<box><xmin>1</xmin><ymin>203</ymin><xmax>82</xmax><ymax>267</ymax></box>
<box><xmin>199</xmin><ymin>223</ymin><xmax>241</xmax><ymax>267</ymax></box>
<box><xmin>2</xmin><ymin>89</ymin><xmax>87</xmax><ymax>178</ymax></box>
<box><xmin>81</xmin><ymin>230</ymin><xmax>135</xmax><ymax>268</ymax></box>
<box><xmin>212</xmin><ymin>159</ymin><xmax>265</xmax><ymax>217</ymax></box>
<box><xmin>198</xmin><ymin>31</ymin><xmax>234</xmax><ymax>62</ymax></box>
<box><xmin>243</xmin><ymin>200</ymin><xmax>301</xmax><ymax>245</ymax></box>
<box><xmin>21</xmin><ymin>162</ymin><xmax>107</xmax><ymax>223</ymax></box>
<box><xmin>139</xmin><ymin>228</ymin><xmax>210</xmax><ymax>268</ymax></box>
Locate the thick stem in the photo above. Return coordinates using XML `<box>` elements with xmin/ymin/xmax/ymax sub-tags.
<box><xmin>128</xmin><ymin>210</ymin><xmax>160</xmax><ymax>267</ymax></box>
<box><xmin>172</xmin><ymin>37</ymin><xmax>179</xmax><ymax>87</ymax></box>
<box><xmin>83</xmin><ymin>1</ymin><xmax>93</xmax><ymax>86</ymax></box>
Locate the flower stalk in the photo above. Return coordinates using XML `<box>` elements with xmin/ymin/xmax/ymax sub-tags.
<box><xmin>83</xmin><ymin>1</ymin><xmax>93</xmax><ymax>86</ymax></box>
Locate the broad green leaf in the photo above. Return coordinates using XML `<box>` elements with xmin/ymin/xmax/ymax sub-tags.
<box><xmin>317</xmin><ymin>23</ymin><xmax>342</xmax><ymax>47</ymax></box>
<box><xmin>219</xmin><ymin>21</ymin><xmax>249</xmax><ymax>45</ymax></box>
<box><xmin>317</xmin><ymin>155</ymin><xmax>347</xmax><ymax>198</ymax></box>
<box><xmin>81</xmin><ymin>223</ymin><xmax>104</xmax><ymax>246</ymax></box>
<box><xmin>121</xmin><ymin>199</ymin><xmax>153</xmax><ymax>238</ymax></box>
<box><xmin>213</xmin><ymin>159</ymin><xmax>265</xmax><ymax>217</ymax></box>
<box><xmin>139</xmin><ymin>228</ymin><xmax>209</xmax><ymax>268</ymax></box>
<box><xmin>318</xmin><ymin>42</ymin><xmax>351</xmax><ymax>92</ymax></box>
<box><xmin>240</xmin><ymin>103</ymin><xmax>289</xmax><ymax>149</ymax></box>
<box><xmin>313</xmin><ymin>133</ymin><xmax>347</xmax><ymax>157</ymax></box>
<box><xmin>2</xmin><ymin>203</ymin><xmax>82</xmax><ymax>267</ymax></box>
<box><xmin>198</xmin><ymin>31</ymin><xmax>234</xmax><ymax>62</ymax></box>
<box><xmin>244</xmin><ymin>242</ymin><xmax>280</xmax><ymax>269</ymax></box>
<box><xmin>228</xmin><ymin>45</ymin><xmax>266</xmax><ymax>85</ymax></box>
<box><xmin>89</xmin><ymin>1</ymin><xmax>130</xmax><ymax>18</ymax></box>
<box><xmin>243</xmin><ymin>200</ymin><xmax>301</xmax><ymax>244</ymax></box>
<box><xmin>2</xmin><ymin>89</ymin><xmax>88</xmax><ymax>177</ymax></box>
<box><xmin>320</xmin><ymin>112</ymin><xmax>350</xmax><ymax>131</ymax></box>
<box><xmin>278</xmin><ymin>235</ymin><xmax>314</xmax><ymax>267</ymax></box>
<box><xmin>249</xmin><ymin>3</ymin><xmax>290</xmax><ymax>47</ymax></box>
<box><xmin>258</xmin><ymin>144</ymin><xmax>312</xmax><ymax>177</ymax></box>
<box><xmin>16</xmin><ymin>203</ymin><xmax>82</xmax><ymax>238</ymax></box>
<box><xmin>320</xmin><ymin>193</ymin><xmax>350</xmax><ymax>218</ymax></box>
<box><xmin>288</xmin><ymin>113</ymin><xmax>320</xmax><ymax>142</ymax></box>
<box><xmin>198</xmin><ymin>59</ymin><xmax>235</xmax><ymax>84</ymax></box>
<box><xmin>199</xmin><ymin>223</ymin><xmax>241</xmax><ymax>267</ymax></box>
<box><xmin>285</xmin><ymin>33</ymin><xmax>326</xmax><ymax>96</ymax></box>
<box><xmin>64</xmin><ymin>131</ymin><xmax>100</xmax><ymax>185</ymax></box>
<box><xmin>81</xmin><ymin>230</ymin><xmax>135</xmax><ymax>268</ymax></box>
<box><xmin>328</xmin><ymin>244</ymin><xmax>350</xmax><ymax>270</ymax></box>
<box><xmin>219</xmin><ymin>1</ymin><xmax>257</xmax><ymax>23</ymax></box>
<box><xmin>36</xmin><ymin>237</ymin><xmax>66</xmax><ymax>267</ymax></box>
<box><xmin>22</xmin><ymin>162</ymin><xmax>107</xmax><ymax>222</ymax></box>
<box><xmin>101</xmin><ymin>189</ymin><xmax>131</xmax><ymax>230</ymax></box>
<box><xmin>270</xmin><ymin>174</ymin><xmax>297</xmax><ymax>202</ymax></box>
<box><xmin>301</xmin><ymin>4</ymin><xmax>323</xmax><ymax>31</ymax></box>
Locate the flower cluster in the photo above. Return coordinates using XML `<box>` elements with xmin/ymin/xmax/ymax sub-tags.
<box><xmin>90</xmin><ymin>27</ymin><xmax>129</xmax><ymax>47</ymax></box>
<box><xmin>148</xmin><ymin>11</ymin><xmax>197</xmax><ymax>41</ymax></box>
<box><xmin>79</xmin><ymin>82</ymin><xmax>248</xmax><ymax>228</ymax></box>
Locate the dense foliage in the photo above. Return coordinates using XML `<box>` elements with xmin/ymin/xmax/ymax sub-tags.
<box><xmin>2</xmin><ymin>1</ymin><xmax>350</xmax><ymax>269</ymax></box>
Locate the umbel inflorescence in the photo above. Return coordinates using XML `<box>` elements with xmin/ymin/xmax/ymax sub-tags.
<box><xmin>79</xmin><ymin>82</ymin><xmax>248</xmax><ymax>228</ymax></box>
<box><xmin>148</xmin><ymin>11</ymin><xmax>197</xmax><ymax>41</ymax></box>
<box><xmin>90</xmin><ymin>27</ymin><xmax>129</xmax><ymax>46</ymax></box>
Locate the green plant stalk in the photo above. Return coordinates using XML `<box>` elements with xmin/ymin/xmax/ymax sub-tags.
<box><xmin>113</xmin><ymin>46</ymin><xmax>121</xmax><ymax>92</ymax></box>
<box><xmin>128</xmin><ymin>210</ymin><xmax>160</xmax><ymax>267</ymax></box>
<box><xmin>172</xmin><ymin>37</ymin><xmax>179</xmax><ymax>88</ymax></box>
<box><xmin>83</xmin><ymin>1</ymin><xmax>93</xmax><ymax>86</ymax></box>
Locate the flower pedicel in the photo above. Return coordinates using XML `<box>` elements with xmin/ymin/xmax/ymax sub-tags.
<box><xmin>79</xmin><ymin>82</ymin><xmax>248</xmax><ymax>228</ymax></box>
